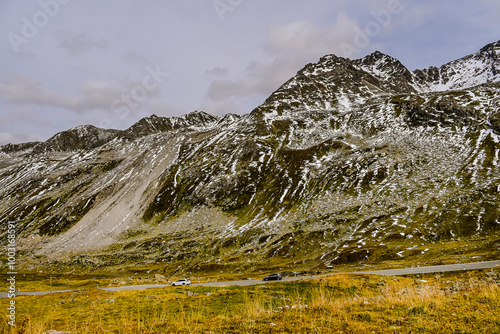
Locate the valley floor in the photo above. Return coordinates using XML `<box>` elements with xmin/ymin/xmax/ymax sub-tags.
<box><xmin>1</xmin><ymin>268</ymin><xmax>499</xmax><ymax>333</ymax></box>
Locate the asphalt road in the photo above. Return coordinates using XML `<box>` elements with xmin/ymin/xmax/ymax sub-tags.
<box><xmin>101</xmin><ymin>276</ymin><xmax>307</xmax><ymax>292</ymax></box>
<box><xmin>2</xmin><ymin>260</ymin><xmax>498</xmax><ymax>298</ymax></box>
<box><xmin>352</xmin><ymin>260</ymin><xmax>500</xmax><ymax>276</ymax></box>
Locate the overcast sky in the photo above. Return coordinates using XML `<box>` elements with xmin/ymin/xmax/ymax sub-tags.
<box><xmin>0</xmin><ymin>0</ymin><xmax>499</xmax><ymax>145</ymax></box>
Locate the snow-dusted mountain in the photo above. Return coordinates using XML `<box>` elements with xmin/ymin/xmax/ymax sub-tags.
<box><xmin>1</xmin><ymin>41</ymin><xmax>499</xmax><ymax>274</ymax></box>
<box><xmin>414</xmin><ymin>41</ymin><xmax>500</xmax><ymax>92</ymax></box>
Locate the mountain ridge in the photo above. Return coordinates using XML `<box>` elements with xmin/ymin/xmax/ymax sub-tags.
<box><xmin>1</xmin><ymin>41</ymin><xmax>499</xmax><ymax>275</ymax></box>
<box><xmin>413</xmin><ymin>40</ymin><xmax>500</xmax><ymax>92</ymax></box>
<box><xmin>2</xmin><ymin>41</ymin><xmax>499</xmax><ymax>154</ymax></box>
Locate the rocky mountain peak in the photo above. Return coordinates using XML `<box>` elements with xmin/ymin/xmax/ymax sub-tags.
<box><xmin>31</xmin><ymin>125</ymin><xmax>120</xmax><ymax>154</ymax></box>
<box><xmin>355</xmin><ymin>51</ymin><xmax>417</xmax><ymax>93</ymax></box>
<box><xmin>478</xmin><ymin>40</ymin><xmax>500</xmax><ymax>58</ymax></box>
<box><xmin>252</xmin><ymin>50</ymin><xmax>419</xmax><ymax>116</ymax></box>
<box><xmin>315</xmin><ymin>53</ymin><xmax>352</xmax><ymax>68</ymax></box>
<box><xmin>120</xmin><ymin>111</ymin><xmax>219</xmax><ymax>140</ymax></box>
<box><xmin>181</xmin><ymin>110</ymin><xmax>219</xmax><ymax>127</ymax></box>
<box><xmin>357</xmin><ymin>50</ymin><xmax>405</xmax><ymax>70</ymax></box>
<box><xmin>362</xmin><ymin>50</ymin><xmax>389</xmax><ymax>62</ymax></box>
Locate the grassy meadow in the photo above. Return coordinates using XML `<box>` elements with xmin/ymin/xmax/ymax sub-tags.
<box><xmin>1</xmin><ymin>268</ymin><xmax>499</xmax><ymax>333</ymax></box>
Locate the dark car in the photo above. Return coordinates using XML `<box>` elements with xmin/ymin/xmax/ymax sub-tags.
<box><xmin>263</xmin><ymin>273</ymin><xmax>282</xmax><ymax>281</ymax></box>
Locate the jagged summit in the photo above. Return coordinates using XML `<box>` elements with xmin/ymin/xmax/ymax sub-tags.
<box><xmin>356</xmin><ymin>51</ymin><xmax>410</xmax><ymax>76</ymax></box>
<box><xmin>0</xmin><ymin>125</ymin><xmax>120</xmax><ymax>155</ymax></box>
<box><xmin>359</xmin><ymin>50</ymin><xmax>394</xmax><ymax>63</ymax></box>
<box><xmin>181</xmin><ymin>110</ymin><xmax>220</xmax><ymax>127</ymax></box>
<box><xmin>355</xmin><ymin>51</ymin><xmax>417</xmax><ymax>93</ymax></box>
<box><xmin>0</xmin><ymin>141</ymin><xmax>40</xmax><ymax>155</ymax></box>
<box><xmin>479</xmin><ymin>40</ymin><xmax>500</xmax><ymax>57</ymax></box>
<box><xmin>120</xmin><ymin>111</ymin><xmax>219</xmax><ymax>139</ymax></box>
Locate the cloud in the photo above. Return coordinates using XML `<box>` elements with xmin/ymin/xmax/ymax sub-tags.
<box><xmin>0</xmin><ymin>74</ymin><xmax>69</xmax><ymax>107</ymax></box>
<box><xmin>0</xmin><ymin>132</ymin><xmax>19</xmax><ymax>145</ymax></box>
<box><xmin>205</xmin><ymin>66</ymin><xmax>230</xmax><ymax>78</ymax></box>
<box><xmin>0</xmin><ymin>74</ymin><xmax>126</xmax><ymax>113</ymax></box>
<box><xmin>77</xmin><ymin>80</ymin><xmax>124</xmax><ymax>110</ymax></box>
<box><xmin>206</xmin><ymin>13</ymin><xmax>367</xmax><ymax>104</ymax></box>
<box><xmin>146</xmin><ymin>101</ymin><xmax>185</xmax><ymax>117</ymax></box>
<box><xmin>0</xmin><ymin>131</ymin><xmax>45</xmax><ymax>146</ymax></box>
<box><xmin>0</xmin><ymin>74</ymin><xmax>163</xmax><ymax>114</ymax></box>
<box><xmin>59</xmin><ymin>32</ymin><xmax>107</xmax><ymax>57</ymax></box>
<box><xmin>263</xmin><ymin>14</ymin><xmax>360</xmax><ymax>59</ymax></box>
<box><xmin>206</xmin><ymin>56</ymin><xmax>303</xmax><ymax>102</ymax></box>
<box><xmin>1</xmin><ymin>105</ymin><xmax>54</xmax><ymax>127</ymax></box>
<box><xmin>202</xmin><ymin>97</ymin><xmax>247</xmax><ymax>116</ymax></box>
<box><xmin>125</xmin><ymin>53</ymin><xmax>151</xmax><ymax>65</ymax></box>
<box><xmin>207</xmin><ymin>78</ymin><xmax>256</xmax><ymax>101</ymax></box>
<box><xmin>0</xmin><ymin>106</ymin><xmax>49</xmax><ymax>145</ymax></box>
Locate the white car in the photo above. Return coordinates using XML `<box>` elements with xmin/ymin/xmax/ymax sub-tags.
<box><xmin>171</xmin><ymin>278</ymin><xmax>191</xmax><ymax>286</ymax></box>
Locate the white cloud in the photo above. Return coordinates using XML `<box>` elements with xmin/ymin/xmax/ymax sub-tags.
<box><xmin>77</xmin><ymin>80</ymin><xmax>124</xmax><ymax>110</ymax></box>
<box><xmin>263</xmin><ymin>13</ymin><xmax>360</xmax><ymax>59</ymax></box>
<box><xmin>206</xmin><ymin>13</ymin><xmax>367</xmax><ymax>105</ymax></box>
<box><xmin>207</xmin><ymin>78</ymin><xmax>257</xmax><ymax>101</ymax></box>
<box><xmin>1</xmin><ymin>105</ymin><xmax>54</xmax><ymax>127</ymax></box>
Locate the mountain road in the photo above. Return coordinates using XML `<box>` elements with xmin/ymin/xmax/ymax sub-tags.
<box><xmin>1</xmin><ymin>260</ymin><xmax>498</xmax><ymax>298</ymax></box>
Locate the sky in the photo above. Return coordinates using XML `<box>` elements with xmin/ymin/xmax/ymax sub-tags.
<box><xmin>0</xmin><ymin>0</ymin><xmax>499</xmax><ymax>146</ymax></box>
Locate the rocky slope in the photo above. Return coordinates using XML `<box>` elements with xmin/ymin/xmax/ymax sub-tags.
<box><xmin>1</xmin><ymin>41</ymin><xmax>499</xmax><ymax>274</ymax></box>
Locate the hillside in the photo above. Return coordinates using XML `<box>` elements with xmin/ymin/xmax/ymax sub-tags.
<box><xmin>1</xmin><ymin>41</ymin><xmax>500</xmax><ymax>275</ymax></box>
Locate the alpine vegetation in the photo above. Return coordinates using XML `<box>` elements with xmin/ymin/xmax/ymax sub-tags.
<box><xmin>1</xmin><ymin>41</ymin><xmax>500</xmax><ymax>275</ymax></box>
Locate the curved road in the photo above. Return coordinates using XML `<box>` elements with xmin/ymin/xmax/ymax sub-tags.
<box><xmin>2</xmin><ymin>260</ymin><xmax>498</xmax><ymax>298</ymax></box>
